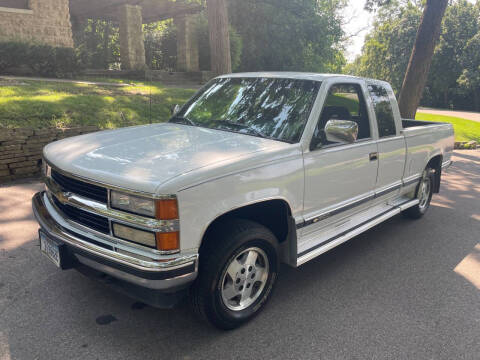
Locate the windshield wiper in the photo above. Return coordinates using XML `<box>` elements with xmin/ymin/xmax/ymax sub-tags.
<box><xmin>214</xmin><ymin>120</ymin><xmax>268</xmax><ymax>139</ymax></box>
<box><xmin>170</xmin><ymin>116</ymin><xmax>197</xmax><ymax>126</ymax></box>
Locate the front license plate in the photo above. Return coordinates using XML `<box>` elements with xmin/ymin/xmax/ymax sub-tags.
<box><xmin>39</xmin><ymin>231</ymin><xmax>61</xmax><ymax>268</ymax></box>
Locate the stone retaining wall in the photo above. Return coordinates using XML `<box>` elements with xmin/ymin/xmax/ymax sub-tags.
<box><xmin>0</xmin><ymin>126</ymin><xmax>98</xmax><ymax>183</ymax></box>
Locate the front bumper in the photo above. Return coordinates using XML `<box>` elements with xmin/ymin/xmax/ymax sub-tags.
<box><xmin>32</xmin><ymin>191</ymin><xmax>198</xmax><ymax>306</ymax></box>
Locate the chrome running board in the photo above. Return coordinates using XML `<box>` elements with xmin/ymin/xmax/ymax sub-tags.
<box><xmin>296</xmin><ymin>198</ymin><xmax>419</xmax><ymax>266</ymax></box>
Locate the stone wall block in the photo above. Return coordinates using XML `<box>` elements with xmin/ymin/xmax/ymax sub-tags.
<box><xmin>0</xmin><ymin>157</ymin><xmax>27</xmax><ymax>165</ymax></box>
<box><xmin>0</xmin><ymin>145</ymin><xmax>22</xmax><ymax>152</ymax></box>
<box><xmin>0</xmin><ymin>125</ymin><xmax>98</xmax><ymax>182</ymax></box>
<box><xmin>8</xmin><ymin>160</ymin><xmax>38</xmax><ymax>169</ymax></box>
<box><xmin>11</xmin><ymin>166</ymin><xmax>39</xmax><ymax>175</ymax></box>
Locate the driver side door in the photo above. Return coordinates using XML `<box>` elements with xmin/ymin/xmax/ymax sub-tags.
<box><xmin>299</xmin><ymin>81</ymin><xmax>379</xmax><ymax>256</ymax></box>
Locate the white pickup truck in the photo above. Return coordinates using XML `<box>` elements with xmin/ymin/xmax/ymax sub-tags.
<box><xmin>32</xmin><ymin>73</ymin><xmax>454</xmax><ymax>329</ymax></box>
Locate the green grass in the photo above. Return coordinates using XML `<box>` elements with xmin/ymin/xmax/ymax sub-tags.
<box><xmin>415</xmin><ymin>112</ymin><xmax>480</xmax><ymax>142</ymax></box>
<box><xmin>0</xmin><ymin>80</ymin><xmax>196</xmax><ymax>129</ymax></box>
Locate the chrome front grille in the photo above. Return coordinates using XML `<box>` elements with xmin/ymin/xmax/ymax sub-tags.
<box><xmin>52</xmin><ymin>195</ymin><xmax>110</xmax><ymax>234</ymax></box>
<box><xmin>51</xmin><ymin>169</ymin><xmax>108</xmax><ymax>203</ymax></box>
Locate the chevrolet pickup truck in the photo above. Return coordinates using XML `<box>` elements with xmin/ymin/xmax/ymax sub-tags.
<box><xmin>32</xmin><ymin>73</ymin><xmax>454</xmax><ymax>329</ymax></box>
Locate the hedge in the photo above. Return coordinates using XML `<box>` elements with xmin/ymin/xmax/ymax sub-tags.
<box><xmin>0</xmin><ymin>41</ymin><xmax>83</xmax><ymax>78</ymax></box>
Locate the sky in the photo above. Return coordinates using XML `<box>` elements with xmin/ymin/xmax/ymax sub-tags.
<box><xmin>343</xmin><ymin>0</ymin><xmax>478</xmax><ymax>62</ymax></box>
<box><xmin>343</xmin><ymin>1</ymin><xmax>374</xmax><ymax>62</ymax></box>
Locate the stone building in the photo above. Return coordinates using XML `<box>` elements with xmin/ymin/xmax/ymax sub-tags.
<box><xmin>0</xmin><ymin>0</ymin><xmax>229</xmax><ymax>73</ymax></box>
<box><xmin>0</xmin><ymin>0</ymin><xmax>73</xmax><ymax>47</ymax></box>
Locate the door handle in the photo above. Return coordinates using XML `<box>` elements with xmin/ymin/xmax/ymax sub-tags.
<box><xmin>369</xmin><ymin>152</ymin><xmax>378</xmax><ymax>161</ymax></box>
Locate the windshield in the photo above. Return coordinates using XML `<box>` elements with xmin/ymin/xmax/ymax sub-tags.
<box><xmin>170</xmin><ymin>77</ymin><xmax>320</xmax><ymax>143</ymax></box>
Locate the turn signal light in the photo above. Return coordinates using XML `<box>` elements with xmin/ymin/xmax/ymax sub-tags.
<box><xmin>155</xmin><ymin>199</ymin><xmax>178</xmax><ymax>220</ymax></box>
<box><xmin>156</xmin><ymin>231</ymin><xmax>180</xmax><ymax>251</ymax></box>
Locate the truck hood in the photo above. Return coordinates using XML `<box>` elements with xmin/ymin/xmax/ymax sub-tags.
<box><xmin>43</xmin><ymin>123</ymin><xmax>290</xmax><ymax>194</ymax></box>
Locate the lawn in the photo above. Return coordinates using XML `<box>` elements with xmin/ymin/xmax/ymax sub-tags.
<box><xmin>415</xmin><ymin>112</ymin><xmax>480</xmax><ymax>142</ymax></box>
<box><xmin>2</xmin><ymin>79</ymin><xmax>479</xmax><ymax>144</ymax></box>
<box><xmin>0</xmin><ymin>78</ymin><xmax>197</xmax><ymax>129</ymax></box>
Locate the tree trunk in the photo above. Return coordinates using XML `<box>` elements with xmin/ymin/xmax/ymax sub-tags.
<box><xmin>398</xmin><ymin>0</ymin><xmax>448</xmax><ymax>119</ymax></box>
<box><xmin>206</xmin><ymin>0</ymin><xmax>232</xmax><ymax>75</ymax></box>
<box><xmin>103</xmin><ymin>22</ymin><xmax>111</xmax><ymax>69</ymax></box>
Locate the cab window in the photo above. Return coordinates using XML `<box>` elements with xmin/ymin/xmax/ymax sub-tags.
<box><xmin>368</xmin><ymin>84</ymin><xmax>396</xmax><ymax>137</ymax></box>
<box><xmin>312</xmin><ymin>83</ymin><xmax>371</xmax><ymax>148</ymax></box>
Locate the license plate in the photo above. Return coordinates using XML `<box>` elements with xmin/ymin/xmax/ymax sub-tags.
<box><xmin>39</xmin><ymin>231</ymin><xmax>61</xmax><ymax>268</ymax></box>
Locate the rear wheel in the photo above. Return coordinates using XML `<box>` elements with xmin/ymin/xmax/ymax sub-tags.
<box><xmin>191</xmin><ymin>219</ymin><xmax>279</xmax><ymax>330</ymax></box>
<box><xmin>403</xmin><ymin>168</ymin><xmax>434</xmax><ymax>219</ymax></box>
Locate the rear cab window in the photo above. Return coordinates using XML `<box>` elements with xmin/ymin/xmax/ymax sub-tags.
<box><xmin>367</xmin><ymin>84</ymin><xmax>397</xmax><ymax>138</ymax></box>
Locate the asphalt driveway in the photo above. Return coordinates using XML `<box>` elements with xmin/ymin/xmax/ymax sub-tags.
<box><xmin>1</xmin><ymin>151</ymin><xmax>479</xmax><ymax>360</ymax></box>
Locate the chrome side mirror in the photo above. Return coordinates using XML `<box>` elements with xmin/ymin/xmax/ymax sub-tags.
<box><xmin>170</xmin><ymin>104</ymin><xmax>181</xmax><ymax>115</ymax></box>
<box><xmin>324</xmin><ymin>119</ymin><xmax>358</xmax><ymax>144</ymax></box>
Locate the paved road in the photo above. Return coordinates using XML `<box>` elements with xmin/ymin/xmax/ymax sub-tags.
<box><xmin>1</xmin><ymin>151</ymin><xmax>479</xmax><ymax>360</ymax></box>
<box><xmin>417</xmin><ymin>107</ymin><xmax>480</xmax><ymax>123</ymax></box>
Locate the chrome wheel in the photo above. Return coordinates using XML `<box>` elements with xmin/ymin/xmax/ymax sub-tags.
<box><xmin>220</xmin><ymin>247</ymin><xmax>270</xmax><ymax>311</ymax></box>
<box><xmin>418</xmin><ymin>174</ymin><xmax>431</xmax><ymax>211</ymax></box>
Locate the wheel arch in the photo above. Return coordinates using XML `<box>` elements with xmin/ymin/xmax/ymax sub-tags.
<box><xmin>199</xmin><ymin>198</ymin><xmax>297</xmax><ymax>263</ymax></box>
<box><xmin>426</xmin><ymin>153</ymin><xmax>443</xmax><ymax>193</ymax></box>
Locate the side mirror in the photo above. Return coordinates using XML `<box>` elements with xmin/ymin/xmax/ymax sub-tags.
<box><xmin>170</xmin><ymin>104</ymin><xmax>181</xmax><ymax>115</ymax></box>
<box><xmin>324</xmin><ymin>119</ymin><xmax>358</xmax><ymax>144</ymax></box>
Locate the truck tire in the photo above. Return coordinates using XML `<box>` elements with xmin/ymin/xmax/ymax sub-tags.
<box><xmin>191</xmin><ymin>218</ymin><xmax>279</xmax><ymax>330</ymax></box>
<box><xmin>403</xmin><ymin>168</ymin><xmax>434</xmax><ymax>219</ymax></box>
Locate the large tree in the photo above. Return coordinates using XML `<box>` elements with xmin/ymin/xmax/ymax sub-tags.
<box><xmin>207</xmin><ymin>0</ymin><xmax>232</xmax><ymax>75</ymax></box>
<box><xmin>363</xmin><ymin>0</ymin><xmax>448</xmax><ymax>118</ymax></box>
<box><xmin>397</xmin><ymin>0</ymin><xmax>448</xmax><ymax>118</ymax></box>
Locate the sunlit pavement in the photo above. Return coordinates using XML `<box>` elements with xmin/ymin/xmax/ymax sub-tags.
<box><xmin>1</xmin><ymin>151</ymin><xmax>479</xmax><ymax>360</ymax></box>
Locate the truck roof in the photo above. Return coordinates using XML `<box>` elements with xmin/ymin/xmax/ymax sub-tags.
<box><xmin>217</xmin><ymin>72</ymin><xmax>389</xmax><ymax>86</ymax></box>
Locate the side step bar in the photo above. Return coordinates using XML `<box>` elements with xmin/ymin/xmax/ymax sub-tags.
<box><xmin>296</xmin><ymin>199</ymin><xmax>420</xmax><ymax>266</ymax></box>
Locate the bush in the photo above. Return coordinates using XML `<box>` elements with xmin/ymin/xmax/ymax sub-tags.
<box><xmin>0</xmin><ymin>41</ymin><xmax>29</xmax><ymax>73</ymax></box>
<box><xmin>0</xmin><ymin>41</ymin><xmax>83</xmax><ymax>78</ymax></box>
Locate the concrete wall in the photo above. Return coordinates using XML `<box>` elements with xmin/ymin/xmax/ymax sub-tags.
<box><xmin>0</xmin><ymin>0</ymin><xmax>73</xmax><ymax>47</ymax></box>
<box><xmin>0</xmin><ymin>126</ymin><xmax>98</xmax><ymax>183</ymax></box>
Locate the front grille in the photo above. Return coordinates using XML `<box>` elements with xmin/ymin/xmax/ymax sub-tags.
<box><xmin>51</xmin><ymin>170</ymin><xmax>108</xmax><ymax>203</ymax></box>
<box><xmin>53</xmin><ymin>195</ymin><xmax>110</xmax><ymax>234</ymax></box>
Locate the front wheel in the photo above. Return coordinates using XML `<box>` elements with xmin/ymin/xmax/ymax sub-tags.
<box><xmin>403</xmin><ymin>168</ymin><xmax>434</xmax><ymax>219</ymax></box>
<box><xmin>191</xmin><ymin>219</ymin><xmax>279</xmax><ymax>330</ymax></box>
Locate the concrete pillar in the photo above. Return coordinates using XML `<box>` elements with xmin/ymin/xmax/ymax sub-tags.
<box><xmin>174</xmin><ymin>14</ymin><xmax>199</xmax><ymax>72</ymax></box>
<box><xmin>119</xmin><ymin>4</ymin><xmax>146</xmax><ymax>70</ymax></box>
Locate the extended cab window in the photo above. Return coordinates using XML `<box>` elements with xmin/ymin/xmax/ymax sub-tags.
<box><xmin>172</xmin><ymin>77</ymin><xmax>320</xmax><ymax>143</ymax></box>
<box><xmin>312</xmin><ymin>83</ymin><xmax>371</xmax><ymax>148</ymax></box>
<box><xmin>368</xmin><ymin>84</ymin><xmax>396</xmax><ymax>137</ymax></box>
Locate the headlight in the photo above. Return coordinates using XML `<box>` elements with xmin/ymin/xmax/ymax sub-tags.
<box><xmin>110</xmin><ymin>191</ymin><xmax>156</xmax><ymax>217</ymax></box>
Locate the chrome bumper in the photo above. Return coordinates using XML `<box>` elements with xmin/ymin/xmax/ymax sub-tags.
<box><xmin>32</xmin><ymin>191</ymin><xmax>198</xmax><ymax>290</ymax></box>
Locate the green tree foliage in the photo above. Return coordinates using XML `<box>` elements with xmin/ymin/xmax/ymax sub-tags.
<box><xmin>427</xmin><ymin>0</ymin><xmax>479</xmax><ymax>109</ymax></box>
<box><xmin>457</xmin><ymin>33</ymin><xmax>480</xmax><ymax>109</ymax></box>
<box><xmin>228</xmin><ymin>0</ymin><xmax>346</xmax><ymax>72</ymax></box>
<box><xmin>74</xmin><ymin>19</ymin><xmax>120</xmax><ymax>69</ymax></box>
<box><xmin>346</xmin><ymin>3</ymin><xmax>421</xmax><ymax>93</ymax></box>
<box><xmin>144</xmin><ymin>20</ymin><xmax>177</xmax><ymax>71</ymax></box>
<box><xmin>350</xmin><ymin>0</ymin><xmax>480</xmax><ymax>111</ymax></box>
<box><xmin>71</xmin><ymin>0</ymin><xmax>346</xmax><ymax>74</ymax></box>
